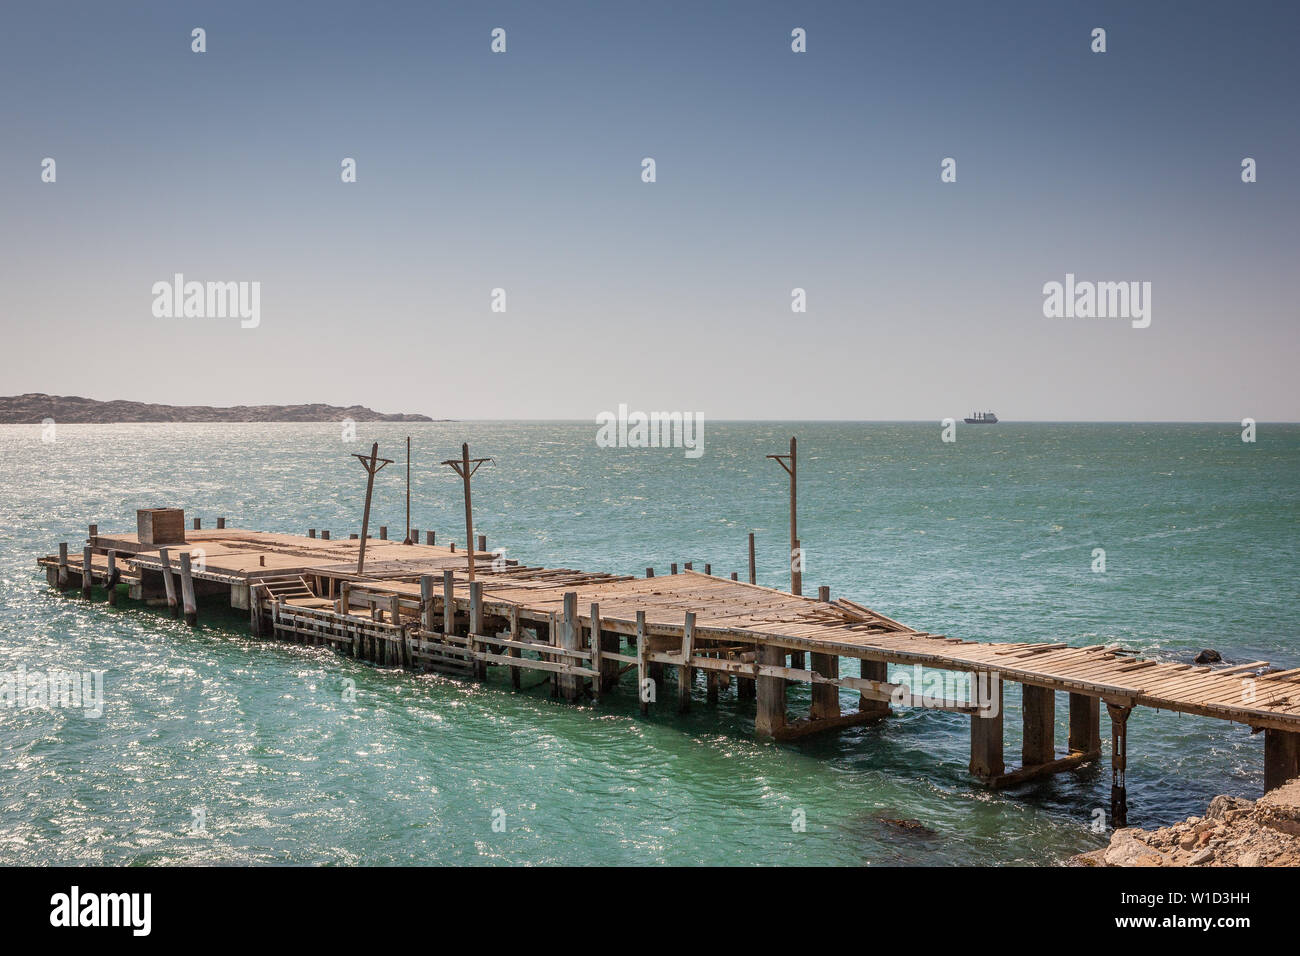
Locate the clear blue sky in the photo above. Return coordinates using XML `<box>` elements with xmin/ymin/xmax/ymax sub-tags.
<box><xmin>2</xmin><ymin>1</ymin><xmax>1296</xmax><ymax>420</ymax></box>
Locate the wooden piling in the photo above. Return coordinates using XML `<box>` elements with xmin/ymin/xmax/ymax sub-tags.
<box><xmin>1264</xmin><ymin>728</ymin><xmax>1300</xmax><ymax>791</ymax></box>
<box><xmin>105</xmin><ymin>551</ymin><xmax>119</xmax><ymax>606</ymax></box>
<box><xmin>193</xmin><ymin>518</ymin><xmax>201</xmax><ymax>530</ymax></box>
<box><xmin>646</xmin><ymin>567</ymin><xmax>654</xmax><ymax>578</ymax></box>
<box><xmin>81</xmin><ymin>546</ymin><xmax>92</xmax><ymax>599</ymax></box>
<box><xmin>859</xmin><ymin>659</ymin><xmax>890</xmax><ymax>717</ymax></box>
<box><xmin>1068</xmin><ymin>692</ymin><xmax>1101</xmax><ymax>755</ymax></box>
<box><xmin>442</xmin><ymin>571</ymin><xmax>455</xmax><ymax>636</ymax></box>
<box><xmin>308</xmin><ymin>528</ymin><xmax>316</xmax><ymax>538</ymax></box>
<box><xmin>379</xmin><ymin>526</ymin><xmax>387</xmax><ymax>540</ymax></box>
<box><xmin>426</xmin><ymin>531</ymin><xmax>435</xmax><ymax>545</ymax></box>
<box><xmin>970</xmin><ymin>679</ymin><xmax>1005</xmax><ymax>778</ymax></box>
<box><xmin>558</xmin><ymin>591</ymin><xmax>581</xmax><ymax>701</ymax></box>
<box><xmin>809</xmin><ymin>652</ymin><xmax>840</xmax><ymax>720</ymax></box>
<box><xmin>636</xmin><ymin>610</ymin><xmax>650</xmax><ymax>714</ymax></box>
<box><xmin>678</xmin><ymin>612</ymin><xmax>695</xmax><ymax>713</ymax></box>
<box><xmin>590</xmin><ymin>602</ymin><xmax>603</xmax><ymax>701</ymax></box>
<box><xmin>178</xmin><ymin>551</ymin><xmax>198</xmax><ymax>626</ymax></box>
<box><xmin>321</xmin><ymin>530</ymin><xmax>330</xmax><ymax>540</ymax></box>
<box><xmin>57</xmin><ymin>542</ymin><xmax>69</xmax><ymax>590</ymax></box>
<box><xmin>748</xmin><ymin>532</ymin><xmax>756</xmax><ymax>585</ymax></box>
<box><xmin>420</xmin><ymin>575</ymin><xmax>435</xmax><ymax>631</ymax></box>
<box><xmin>704</xmin><ymin>563</ymin><xmax>711</xmax><ymax>576</ymax></box>
<box><xmin>730</xmin><ymin>571</ymin><xmax>738</xmax><ymax>581</ymax></box>
<box><xmin>755</xmin><ymin>643</ymin><xmax>787</xmax><ymax>737</ymax></box>
<box><xmin>508</xmin><ymin>605</ymin><xmax>521</xmax><ymax>690</ymax></box>
<box><xmin>1107</xmin><ymin>703</ymin><xmax>1133</xmax><ymax>827</ymax></box>
<box><xmin>217</xmin><ymin>517</ymin><xmax>226</xmax><ymax>529</ymax></box>
<box><xmin>158</xmin><ymin>547</ymin><xmax>178</xmax><ymax>616</ymax></box>
<box><xmin>1021</xmin><ymin>685</ymin><xmax>1056</xmax><ymax>766</ymax></box>
<box><xmin>469</xmin><ymin>580</ymin><xmax>484</xmax><ymax>679</ymax></box>
<box><xmin>670</xmin><ymin>563</ymin><xmax>677</xmax><ymax>575</ymax></box>
<box><xmin>684</xmin><ymin>561</ymin><xmax>692</xmax><ymax>571</ymax></box>
<box><xmin>249</xmin><ymin>584</ymin><xmax>264</xmax><ymax>637</ymax></box>
<box><xmin>477</xmin><ymin>534</ymin><xmax>486</xmax><ymax>553</ymax></box>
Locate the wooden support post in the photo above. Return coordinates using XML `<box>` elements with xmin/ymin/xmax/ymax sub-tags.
<box><xmin>706</xmin><ymin>654</ymin><xmax>720</xmax><ymax>705</ymax></box>
<box><xmin>411</xmin><ymin>528</ymin><xmax>419</xmax><ymax>545</ymax></box>
<box><xmin>670</xmin><ymin>563</ymin><xmax>677</xmax><ymax>575</ymax></box>
<box><xmin>684</xmin><ymin>561</ymin><xmax>692</xmax><ymax>571</ymax></box>
<box><xmin>442</xmin><ymin>443</ymin><xmax>491</xmax><ymax>582</ymax></box>
<box><xmin>393</xmin><ymin>594</ymin><xmax>409</xmax><ymax>667</ymax></box>
<box><xmin>809</xmin><ymin>652</ymin><xmax>841</xmax><ymax>720</ymax></box>
<box><xmin>646</xmin><ymin>567</ymin><xmax>654</xmax><ymax>578</ymax></box>
<box><xmin>748</xmin><ymin>532</ymin><xmax>756</xmax><ymax>585</ymax></box>
<box><xmin>1021</xmin><ymin>685</ymin><xmax>1056</xmax><ymax>767</ymax></box>
<box><xmin>193</xmin><ymin>518</ymin><xmax>201</xmax><ymax>530</ymax></box>
<box><xmin>1264</xmin><ymin>728</ymin><xmax>1300</xmax><ymax>791</ymax></box>
<box><xmin>321</xmin><ymin>530</ymin><xmax>330</xmax><ymax>539</ymax></box>
<box><xmin>704</xmin><ymin>563</ymin><xmax>711</xmax><ymax>576</ymax></box>
<box><xmin>88</xmin><ymin>523</ymin><xmax>97</xmax><ymax>541</ymax></box>
<box><xmin>379</xmin><ymin>525</ymin><xmax>387</xmax><ymax>540</ymax></box>
<box><xmin>105</xmin><ymin>551</ymin><xmax>119</xmax><ymax>606</ymax></box>
<box><xmin>420</xmin><ymin>575</ymin><xmax>435</xmax><ymax>631</ymax></box>
<box><xmin>81</xmin><ymin>546</ymin><xmax>93</xmax><ymax>599</ymax></box>
<box><xmin>589</xmin><ymin>602</ymin><xmax>603</xmax><ymax>702</ymax></box>
<box><xmin>636</xmin><ymin>611</ymin><xmax>650</xmax><ymax>715</ymax></box>
<box><xmin>469</xmin><ymin>580</ymin><xmax>484</xmax><ymax>679</ymax></box>
<box><xmin>217</xmin><ymin>517</ymin><xmax>226</xmax><ymax>529</ymax></box>
<box><xmin>1107</xmin><ymin>703</ymin><xmax>1133</xmax><ymax>828</ymax></box>
<box><xmin>308</xmin><ymin>528</ymin><xmax>316</xmax><ymax>538</ymax></box>
<box><xmin>442</xmin><ymin>571</ymin><xmax>455</xmax><ymax>636</ymax></box>
<box><xmin>477</xmin><ymin>533</ymin><xmax>486</xmax><ymax>553</ymax></box>
<box><xmin>818</xmin><ymin>585</ymin><xmax>830</xmax><ymax>602</ymax></box>
<box><xmin>755</xmin><ymin>643</ymin><xmax>787</xmax><ymax>737</ymax></box>
<box><xmin>352</xmin><ymin>442</ymin><xmax>393</xmax><ymax>574</ymax></box>
<box><xmin>178</xmin><ymin>551</ymin><xmax>198</xmax><ymax>626</ymax></box>
<box><xmin>859</xmin><ymin>659</ymin><xmax>890</xmax><ymax>717</ymax></box>
<box><xmin>158</xmin><ymin>547</ymin><xmax>178</xmax><ymax>616</ymax></box>
<box><xmin>1068</xmin><ymin>693</ymin><xmax>1101</xmax><ymax>755</ymax></box>
<box><xmin>508</xmin><ymin>605</ymin><xmax>521</xmax><ymax>690</ymax></box>
<box><xmin>970</xmin><ymin>679</ymin><xmax>1005</xmax><ymax>778</ymax></box>
<box><xmin>249</xmin><ymin>584</ymin><xmax>263</xmax><ymax>637</ymax></box>
<box><xmin>678</xmin><ymin>612</ymin><xmax>695</xmax><ymax>713</ymax></box>
<box><xmin>790</xmin><ymin>650</ymin><xmax>805</xmax><ymax>670</ymax></box>
<box><xmin>730</xmin><ymin>572</ymin><xmax>738</xmax><ymax>581</ymax></box>
<box><xmin>766</xmin><ymin>437</ymin><xmax>800</xmax><ymax>595</ymax></box>
<box><xmin>426</xmin><ymin>531</ymin><xmax>435</xmax><ymax>545</ymax></box>
<box><xmin>57</xmin><ymin>542</ymin><xmax>69</xmax><ymax>590</ymax></box>
<box><xmin>558</xmin><ymin>591</ymin><xmax>581</xmax><ymax>701</ymax></box>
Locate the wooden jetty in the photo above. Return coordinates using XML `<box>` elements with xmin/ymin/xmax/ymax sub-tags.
<box><xmin>38</xmin><ymin>514</ymin><xmax>1300</xmax><ymax>827</ymax></box>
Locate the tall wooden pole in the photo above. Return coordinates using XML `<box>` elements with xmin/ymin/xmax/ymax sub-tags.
<box><xmin>404</xmin><ymin>436</ymin><xmax>412</xmax><ymax>545</ymax></box>
<box><xmin>461</xmin><ymin>443</ymin><xmax>475</xmax><ymax>581</ymax></box>
<box><xmin>766</xmin><ymin>436</ymin><xmax>800</xmax><ymax>595</ymax></box>
<box><xmin>351</xmin><ymin>442</ymin><xmax>393</xmax><ymax>576</ymax></box>
<box><xmin>441</xmin><ymin>443</ymin><xmax>492</xmax><ymax>583</ymax></box>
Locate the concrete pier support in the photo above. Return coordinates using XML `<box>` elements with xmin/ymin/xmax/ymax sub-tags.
<box><xmin>970</xmin><ymin>679</ymin><xmax>1005</xmax><ymax>778</ymax></box>
<box><xmin>755</xmin><ymin>644</ymin><xmax>787</xmax><ymax>738</ymax></box>
<box><xmin>1265</xmin><ymin>728</ymin><xmax>1300</xmax><ymax>791</ymax></box>
<box><xmin>1021</xmin><ymin>684</ymin><xmax>1055</xmax><ymax>767</ymax></box>
<box><xmin>809</xmin><ymin>653</ymin><xmax>841</xmax><ymax>720</ymax></box>
<box><xmin>1068</xmin><ymin>692</ymin><xmax>1101</xmax><ymax>755</ymax></box>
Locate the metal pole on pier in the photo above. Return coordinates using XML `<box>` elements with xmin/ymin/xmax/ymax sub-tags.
<box><xmin>404</xmin><ymin>436</ymin><xmax>412</xmax><ymax>545</ymax></box>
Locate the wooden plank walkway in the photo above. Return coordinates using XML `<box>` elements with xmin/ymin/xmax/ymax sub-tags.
<box><xmin>39</xmin><ymin>523</ymin><xmax>1300</xmax><ymax>822</ymax></box>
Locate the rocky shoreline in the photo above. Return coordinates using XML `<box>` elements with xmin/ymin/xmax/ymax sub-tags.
<box><xmin>0</xmin><ymin>393</ymin><xmax>436</xmax><ymax>424</ymax></box>
<box><xmin>1072</xmin><ymin>779</ymin><xmax>1300</xmax><ymax>867</ymax></box>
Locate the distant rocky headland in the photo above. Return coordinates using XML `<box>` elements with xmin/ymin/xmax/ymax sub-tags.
<box><xmin>0</xmin><ymin>394</ymin><xmax>436</xmax><ymax>424</ymax></box>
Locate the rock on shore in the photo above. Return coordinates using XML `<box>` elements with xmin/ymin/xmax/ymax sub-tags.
<box><xmin>1072</xmin><ymin>779</ymin><xmax>1300</xmax><ymax>866</ymax></box>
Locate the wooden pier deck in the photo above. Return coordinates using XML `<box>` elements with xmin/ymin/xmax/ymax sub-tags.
<box><xmin>40</xmin><ymin>520</ymin><xmax>1300</xmax><ymax>826</ymax></box>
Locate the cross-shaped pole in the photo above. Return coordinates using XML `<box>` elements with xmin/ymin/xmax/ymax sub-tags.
<box><xmin>441</xmin><ymin>442</ymin><xmax>492</xmax><ymax>581</ymax></box>
<box><xmin>351</xmin><ymin>441</ymin><xmax>393</xmax><ymax>575</ymax></box>
<box><xmin>766</xmin><ymin>436</ymin><xmax>800</xmax><ymax>596</ymax></box>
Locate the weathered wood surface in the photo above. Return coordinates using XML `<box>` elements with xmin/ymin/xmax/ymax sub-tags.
<box><xmin>37</xmin><ymin>526</ymin><xmax>1300</xmax><ymax>732</ymax></box>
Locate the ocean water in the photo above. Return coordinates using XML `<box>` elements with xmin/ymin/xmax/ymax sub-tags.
<box><xmin>1</xmin><ymin>421</ymin><xmax>1296</xmax><ymax>866</ymax></box>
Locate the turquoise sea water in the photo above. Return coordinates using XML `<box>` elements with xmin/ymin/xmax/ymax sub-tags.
<box><xmin>1</xmin><ymin>421</ymin><xmax>1296</xmax><ymax>865</ymax></box>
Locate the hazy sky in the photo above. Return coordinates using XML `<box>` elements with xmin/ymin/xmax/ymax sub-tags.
<box><xmin>2</xmin><ymin>1</ymin><xmax>1296</xmax><ymax>421</ymax></box>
